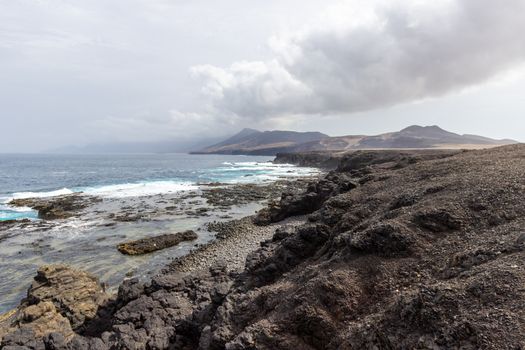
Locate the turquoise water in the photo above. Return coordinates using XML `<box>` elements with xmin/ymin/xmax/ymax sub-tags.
<box><xmin>0</xmin><ymin>209</ymin><xmax>38</xmax><ymax>221</ymax></box>
<box><xmin>0</xmin><ymin>153</ymin><xmax>319</xmax><ymax>313</ymax></box>
<box><xmin>0</xmin><ymin>153</ymin><xmax>316</xmax><ymax>221</ymax></box>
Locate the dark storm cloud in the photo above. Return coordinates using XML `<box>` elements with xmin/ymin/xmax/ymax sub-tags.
<box><xmin>193</xmin><ymin>0</ymin><xmax>525</xmax><ymax>119</ymax></box>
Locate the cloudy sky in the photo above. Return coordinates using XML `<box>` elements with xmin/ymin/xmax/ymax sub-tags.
<box><xmin>1</xmin><ymin>0</ymin><xmax>524</xmax><ymax>152</ymax></box>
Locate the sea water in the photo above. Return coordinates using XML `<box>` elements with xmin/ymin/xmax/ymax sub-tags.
<box><xmin>0</xmin><ymin>153</ymin><xmax>318</xmax><ymax>220</ymax></box>
<box><xmin>0</xmin><ymin>153</ymin><xmax>318</xmax><ymax>313</ymax></box>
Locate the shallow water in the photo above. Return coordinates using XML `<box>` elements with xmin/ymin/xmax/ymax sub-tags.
<box><xmin>0</xmin><ymin>154</ymin><xmax>319</xmax><ymax>313</ymax></box>
<box><xmin>0</xmin><ymin>194</ymin><xmax>262</xmax><ymax>313</ymax></box>
<box><xmin>0</xmin><ymin>153</ymin><xmax>316</xmax><ymax>221</ymax></box>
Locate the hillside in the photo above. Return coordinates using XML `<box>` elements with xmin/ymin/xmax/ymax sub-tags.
<box><xmin>3</xmin><ymin>145</ymin><xmax>524</xmax><ymax>349</ymax></box>
<box><xmin>192</xmin><ymin>129</ymin><xmax>329</xmax><ymax>155</ymax></box>
<box><xmin>193</xmin><ymin>125</ymin><xmax>516</xmax><ymax>155</ymax></box>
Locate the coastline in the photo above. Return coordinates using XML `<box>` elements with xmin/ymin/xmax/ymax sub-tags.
<box><xmin>2</xmin><ymin>146</ymin><xmax>525</xmax><ymax>348</ymax></box>
<box><xmin>0</xmin><ymin>168</ymin><xmax>320</xmax><ymax>314</ymax></box>
<box><xmin>168</xmin><ymin>215</ymin><xmax>308</xmax><ymax>274</ymax></box>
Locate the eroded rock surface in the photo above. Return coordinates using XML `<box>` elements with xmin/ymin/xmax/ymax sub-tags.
<box><xmin>117</xmin><ymin>231</ymin><xmax>198</xmax><ymax>255</ymax></box>
<box><xmin>0</xmin><ymin>265</ymin><xmax>110</xmax><ymax>348</ymax></box>
<box><xmin>4</xmin><ymin>145</ymin><xmax>525</xmax><ymax>349</ymax></box>
<box><xmin>9</xmin><ymin>195</ymin><xmax>100</xmax><ymax>220</ymax></box>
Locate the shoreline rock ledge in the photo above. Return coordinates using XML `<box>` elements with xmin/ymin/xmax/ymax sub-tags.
<box><xmin>0</xmin><ymin>264</ymin><xmax>110</xmax><ymax>347</ymax></box>
<box><xmin>1</xmin><ymin>146</ymin><xmax>525</xmax><ymax>349</ymax></box>
<box><xmin>117</xmin><ymin>231</ymin><xmax>198</xmax><ymax>255</ymax></box>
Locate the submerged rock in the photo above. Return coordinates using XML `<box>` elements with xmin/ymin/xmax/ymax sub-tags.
<box><xmin>9</xmin><ymin>194</ymin><xmax>100</xmax><ymax>220</ymax></box>
<box><xmin>117</xmin><ymin>231</ymin><xmax>198</xmax><ymax>255</ymax></box>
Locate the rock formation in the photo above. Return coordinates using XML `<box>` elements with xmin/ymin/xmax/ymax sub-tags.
<box><xmin>3</xmin><ymin>145</ymin><xmax>525</xmax><ymax>349</ymax></box>
<box><xmin>9</xmin><ymin>195</ymin><xmax>100</xmax><ymax>220</ymax></box>
<box><xmin>117</xmin><ymin>231</ymin><xmax>198</xmax><ymax>255</ymax></box>
<box><xmin>0</xmin><ymin>265</ymin><xmax>109</xmax><ymax>348</ymax></box>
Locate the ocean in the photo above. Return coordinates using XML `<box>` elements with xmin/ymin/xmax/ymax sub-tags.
<box><xmin>0</xmin><ymin>153</ymin><xmax>318</xmax><ymax>221</ymax></box>
<box><xmin>0</xmin><ymin>153</ymin><xmax>317</xmax><ymax>313</ymax></box>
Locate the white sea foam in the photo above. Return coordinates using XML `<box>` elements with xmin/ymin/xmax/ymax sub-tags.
<box><xmin>7</xmin><ymin>188</ymin><xmax>74</xmax><ymax>202</ymax></box>
<box><xmin>81</xmin><ymin>181</ymin><xmax>199</xmax><ymax>198</ymax></box>
<box><xmin>2</xmin><ymin>161</ymin><xmax>317</xmax><ymax>213</ymax></box>
<box><xmin>1</xmin><ymin>205</ymin><xmax>34</xmax><ymax>213</ymax></box>
<box><xmin>216</xmin><ymin>161</ymin><xmax>320</xmax><ymax>184</ymax></box>
<box><xmin>230</xmin><ymin>161</ymin><xmax>292</xmax><ymax>167</ymax></box>
<box><xmin>4</xmin><ymin>182</ymin><xmax>198</xmax><ymax>202</ymax></box>
<box><xmin>0</xmin><ymin>204</ymin><xmax>38</xmax><ymax>221</ymax></box>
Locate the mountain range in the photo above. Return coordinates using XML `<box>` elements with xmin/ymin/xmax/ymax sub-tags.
<box><xmin>192</xmin><ymin>125</ymin><xmax>517</xmax><ymax>156</ymax></box>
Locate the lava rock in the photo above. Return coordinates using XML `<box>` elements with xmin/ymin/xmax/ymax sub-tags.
<box><xmin>117</xmin><ymin>231</ymin><xmax>198</xmax><ymax>255</ymax></box>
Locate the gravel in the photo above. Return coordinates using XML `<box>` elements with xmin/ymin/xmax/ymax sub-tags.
<box><xmin>169</xmin><ymin>215</ymin><xmax>307</xmax><ymax>273</ymax></box>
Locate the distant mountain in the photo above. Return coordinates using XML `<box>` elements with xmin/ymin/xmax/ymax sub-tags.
<box><xmin>193</xmin><ymin>125</ymin><xmax>517</xmax><ymax>155</ymax></box>
<box><xmin>192</xmin><ymin>129</ymin><xmax>329</xmax><ymax>155</ymax></box>
<box><xmin>312</xmin><ymin>125</ymin><xmax>516</xmax><ymax>151</ymax></box>
<box><xmin>47</xmin><ymin>137</ymin><xmax>225</xmax><ymax>154</ymax></box>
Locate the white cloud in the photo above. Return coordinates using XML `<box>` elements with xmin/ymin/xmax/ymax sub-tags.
<box><xmin>192</xmin><ymin>0</ymin><xmax>525</xmax><ymax>119</ymax></box>
<box><xmin>192</xmin><ymin>60</ymin><xmax>312</xmax><ymax>118</ymax></box>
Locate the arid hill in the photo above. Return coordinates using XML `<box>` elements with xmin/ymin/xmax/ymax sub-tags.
<box><xmin>194</xmin><ymin>125</ymin><xmax>516</xmax><ymax>156</ymax></box>
<box><xmin>192</xmin><ymin>129</ymin><xmax>329</xmax><ymax>155</ymax></box>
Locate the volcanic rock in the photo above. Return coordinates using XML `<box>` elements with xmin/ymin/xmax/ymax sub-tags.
<box><xmin>9</xmin><ymin>194</ymin><xmax>99</xmax><ymax>220</ymax></box>
<box><xmin>5</xmin><ymin>145</ymin><xmax>525</xmax><ymax>349</ymax></box>
<box><xmin>117</xmin><ymin>231</ymin><xmax>198</xmax><ymax>255</ymax></box>
<box><xmin>0</xmin><ymin>265</ymin><xmax>109</xmax><ymax>348</ymax></box>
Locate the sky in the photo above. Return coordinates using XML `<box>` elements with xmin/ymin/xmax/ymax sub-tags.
<box><xmin>1</xmin><ymin>0</ymin><xmax>524</xmax><ymax>153</ymax></box>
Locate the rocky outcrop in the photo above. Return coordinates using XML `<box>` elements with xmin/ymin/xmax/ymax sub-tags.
<box><xmin>5</xmin><ymin>145</ymin><xmax>525</xmax><ymax>349</ymax></box>
<box><xmin>336</xmin><ymin>149</ymin><xmax>461</xmax><ymax>173</ymax></box>
<box><xmin>117</xmin><ymin>231</ymin><xmax>198</xmax><ymax>255</ymax></box>
<box><xmin>254</xmin><ymin>172</ymin><xmax>357</xmax><ymax>225</ymax></box>
<box><xmin>9</xmin><ymin>195</ymin><xmax>100</xmax><ymax>220</ymax></box>
<box><xmin>273</xmin><ymin>151</ymin><xmax>342</xmax><ymax>168</ymax></box>
<box><xmin>0</xmin><ymin>265</ymin><xmax>110</xmax><ymax>348</ymax></box>
<box><xmin>25</xmin><ymin>265</ymin><xmax>109</xmax><ymax>330</ymax></box>
<box><xmin>194</xmin><ymin>145</ymin><xmax>525</xmax><ymax>349</ymax></box>
<box><xmin>0</xmin><ymin>302</ymin><xmax>75</xmax><ymax>348</ymax></box>
<box><xmin>257</xmin><ymin>150</ymin><xmax>458</xmax><ymax>226</ymax></box>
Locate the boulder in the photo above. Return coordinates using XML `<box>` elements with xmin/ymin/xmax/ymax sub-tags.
<box><xmin>0</xmin><ymin>265</ymin><xmax>109</xmax><ymax>347</ymax></box>
<box><xmin>9</xmin><ymin>194</ymin><xmax>100</xmax><ymax>220</ymax></box>
<box><xmin>117</xmin><ymin>231</ymin><xmax>198</xmax><ymax>255</ymax></box>
<box><xmin>25</xmin><ymin>265</ymin><xmax>109</xmax><ymax>330</ymax></box>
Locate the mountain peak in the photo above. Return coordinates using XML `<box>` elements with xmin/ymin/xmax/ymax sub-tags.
<box><xmin>238</xmin><ymin>128</ymin><xmax>260</xmax><ymax>135</ymax></box>
<box><xmin>192</xmin><ymin>125</ymin><xmax>515</xmax><ymax>155</ymax></box>
<box><xmin>192</xmin><ymin>129</ymin><xmax>328</xmax><ymax>155</ymax></box>
<box><xmin>401</xmin><ymin>125</ymin><xmax>444</xmax><ymax>132</ymax></box>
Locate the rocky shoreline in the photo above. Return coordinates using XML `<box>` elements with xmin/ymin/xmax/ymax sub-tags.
<box><xmin>2</xmin><ymin>146</ymin><xmax>525</xmax><ymax>349</ymax></box>
<box><xmin>0</xmin><ymin>175</ymin><xmax>317</xmax><ymax>315</ymax></box>
<box><xmin>168</xmin><ymin>215</ymin><xmax>308</xmax><ymax>274</ymax></box>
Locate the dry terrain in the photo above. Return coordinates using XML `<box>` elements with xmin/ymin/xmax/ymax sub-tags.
<box><xmin>1</xmin><ymin>145</ymin><xmax>524</xmax><ymax>349</ymax></box>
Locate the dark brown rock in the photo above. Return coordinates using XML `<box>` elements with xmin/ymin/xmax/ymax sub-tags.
<box><xmin>254</xmin><ymin>172</ymin><xmax>357</xmax><ymax>225</ymax></box>
<box><xmin>0</xmin><ymin>265</ymin><xmax>109</xmax><ymax>348</ymax></box>
<box><xmin>117</xmin><ymin>231</ymin><xmax>198</xmax><ymax>255</ymax></box>
<box><xmin>9</xmin><ymin>195</ymin><xmax>100</xmax><ymax>220</ymax></box>
<box><xmin>6</xmin><ymin>145</ymin><xmax>525</xmax><ymax>349</ymax></box>
<box><xmin>25</xmin><ymin>265</ymin><xmax>109</xmax><ymax>330</ymax></box>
